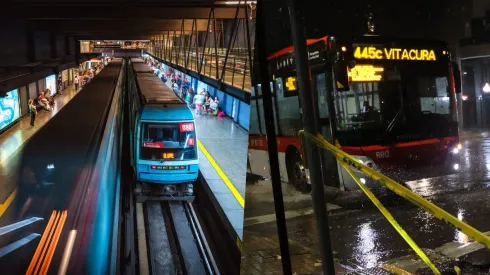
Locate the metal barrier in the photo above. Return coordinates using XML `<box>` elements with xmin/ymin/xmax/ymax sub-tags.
<box><xmin>299</xmin><ymin>130</ymin><xmax>490</xmax><ymax>274</ymax></box>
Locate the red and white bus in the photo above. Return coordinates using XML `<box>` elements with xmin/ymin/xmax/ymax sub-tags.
<box><xmin>248</xmin><ymin>35</ymin><xmax>462</xmax><ymax>192</ymax></box>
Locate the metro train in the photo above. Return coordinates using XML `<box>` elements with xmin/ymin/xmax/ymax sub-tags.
<box><xmin>128</xmin><ymin>58</ymin><xmax>198</xmax><ymax>197</ymax></box>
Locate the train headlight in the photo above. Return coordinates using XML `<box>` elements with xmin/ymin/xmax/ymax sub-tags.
<box><xmin>47</xmin><ymin>164</ymin><xmax>55</xmax><ymax>170</ymax></box>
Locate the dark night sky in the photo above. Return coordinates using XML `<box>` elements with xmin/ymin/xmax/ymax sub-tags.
<box><xmin>260</xmin><ymin>0</ymin><xmax>452</xmax><ymax>55</ymax></box>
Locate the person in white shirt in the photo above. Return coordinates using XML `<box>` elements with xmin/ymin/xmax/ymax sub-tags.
<box><xmin>74</xmin><ymin>75</ymin><xmax>79</xmax><ymax>91</ymax></box>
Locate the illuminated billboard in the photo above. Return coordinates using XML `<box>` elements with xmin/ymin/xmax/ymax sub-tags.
<box><xmin>353</xmin><ymin>45</ymin><xmax>438</xmax><ymax>61</ymax></box>
<box><xmin>0</xmin><ymin>89</ymin><xmax>21</xmax><ymax>131</ymax></box>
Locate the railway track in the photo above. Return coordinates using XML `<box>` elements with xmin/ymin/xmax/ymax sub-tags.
<box><xmin>136</xmin><ymin>199</ymin><xmax>219</xmax><ymax>275</ymax></box>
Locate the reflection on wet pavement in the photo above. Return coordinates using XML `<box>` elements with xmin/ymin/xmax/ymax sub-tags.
<box><xmin>242</xmin><ymin>133</ymin><xmax>490</xmax><ymax>274</ymax></box>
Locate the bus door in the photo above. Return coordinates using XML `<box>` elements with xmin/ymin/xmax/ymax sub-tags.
<box><xmin>310</xmin><ymin>67</ymin><xmax>341</xmax><ymax>188</ymax></box>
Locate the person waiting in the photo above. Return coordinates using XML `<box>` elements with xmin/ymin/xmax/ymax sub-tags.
<box><xmin>43</xmin><ymin>90</ymin><xmax>55</xmax><ymax>106</ymax></box>
<box><xmin>193</xmin><ymin>92</ymin><xmax>206</xmax><ymax>114</ymax></box>
<box><xmin>209</xmin><ymin>97</ymin><xmax>219</xmax><ymax>116</ymax></box>
<box><xmin>185</xmin><ymin>88</ymin><xmax>195</xmax><ymax>106</ymax></box>
<box><xmin>74</xmin><ymin>75</ymin><xmax>79</xmax><ymax>91</ymax></box>
<box><xmin>204</xmin><ymin>94</ymin><xmax>211</xmax><ymax>112</ymax></box>
<box><xmin>28</xmin><ymin>99</ymin><xmax>37</xmax><ymax>126</ymax></box>
<box><xmin>37</xmin><ymin>93</ymin><xmax>51</xmax><ymax>111</ymax></box>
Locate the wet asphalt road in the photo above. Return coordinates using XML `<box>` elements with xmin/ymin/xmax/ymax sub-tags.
<box><xmin>243</xmin><ymin>131</ymin><xmax>490</xmax><ymax>274</ymax></box>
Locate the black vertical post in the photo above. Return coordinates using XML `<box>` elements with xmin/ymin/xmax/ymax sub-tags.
<box><xmin>286</xmin><ymin>0</ymin><xmax>336</xmax><ymax>274</ymax></box>
<box><xmin>244</xmin><ymin>3</ymin><xmax>254</xmax><ymax>80</ymax></box>
<box><xmin>325</xmin><ymin>38</ymin><xmax>340</xmax><ymax>146</ymax></box>
<box><xmin>256</xmin><ymin>1</ymin><xmax>292</xmax><ymax>275</ymax></box>
<box><xmin>199</xmin><ymin>10</ymin><xmax>212</xmax><ymax>74</ymax></box>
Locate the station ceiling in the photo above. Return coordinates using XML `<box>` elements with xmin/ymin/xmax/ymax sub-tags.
<box><xmin>6</xmin><ymin>0</ymin><xmax>252</xmax><ymax>40</ymax></box>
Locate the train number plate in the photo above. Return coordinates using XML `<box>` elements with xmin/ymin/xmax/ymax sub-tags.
<box><xmin>151</xmin><ymin>165</ymin><xmax>186</xmax><ymax>170</ymax></box>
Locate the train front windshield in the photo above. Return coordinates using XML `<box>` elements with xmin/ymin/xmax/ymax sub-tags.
<box><xmin>334</xmin><ymin>61</ymin><xmax>458</xmax><ymax>146</ymax></box>
<box><xmin>140</xmin><ymin>122</ymin><xmax>197</xmax><ymax>161</ymax></box>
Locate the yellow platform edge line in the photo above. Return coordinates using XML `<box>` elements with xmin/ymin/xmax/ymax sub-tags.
<box><xmin>198</xmin><ymin>140</ymin><xmax>245</xmax><ymax>208</ymax></box>
<box><xmin>0</xmin><ymin>188</ymin><xmax>17</xmax><ymax>218</ymax></box>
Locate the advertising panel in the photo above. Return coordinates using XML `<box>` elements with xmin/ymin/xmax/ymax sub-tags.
<box><xmin>0</xmin><ymin>89</ymin><xmax>21</xmax><ymax>131</ymax></box>
<box><xmin>45</xmin><ymin>74</ymin><xmax>57</xmax><ymax>96</ymax></box>
<box><xmin>62</xmin><ymin>70</ymin><xmax>68</xmax><ymax>82</ymax></box>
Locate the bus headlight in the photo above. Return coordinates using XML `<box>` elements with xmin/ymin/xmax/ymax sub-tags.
<box><xmin>452</xmin><ymin>143</ymin><xmax>462</xmax><ymax>154</ymax></box>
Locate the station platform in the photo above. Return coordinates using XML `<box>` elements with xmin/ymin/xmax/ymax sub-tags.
<box><xmin>0</xmin><ymin>61</ymin><xmax>124</xmax><ymax>275</ymax></box>
<box><xmin>195</xmin><ymin>114</ymin><xmax>247</xmax><ymax>239</ymax></box>
<box><xmin>162</xmin><ymin>80</ymin><xmax>248</xmax><ymax>239</ymax></box>
<box><xmin>0</xmin><ymin>85</ymin><xmax>79</xmax><ymax>223</ymax></box>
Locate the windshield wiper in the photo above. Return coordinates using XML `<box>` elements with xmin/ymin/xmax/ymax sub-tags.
<box><xmin>377</xmin><ymin>107</ymin><xmax>403</xmax><ymax>143</ymax></box>
<box><xmin>384</xmin><ymin>108</ymin><xmax>402</xmax><ymax>134</ymax></box>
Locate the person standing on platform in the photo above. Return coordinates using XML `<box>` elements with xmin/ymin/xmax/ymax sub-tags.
<box><xmin>28</xmin><ymin>99</ymin><xmax>37</xmax><ymax>127</ymax></box>
<box><xmin>74</xmin><ymin>75</ymin><xmax>79</xmax><ymax>91</ymax></box>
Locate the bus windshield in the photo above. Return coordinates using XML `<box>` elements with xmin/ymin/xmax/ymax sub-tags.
<box><xmin>140</xmin><ymin>122</ymin><xmax>197</xmax><ymax>161</ymax></box>
<box><xmin>334</xmin><ymin>61</ymin><xmax>458</xmax><ymax>146</ymax></box>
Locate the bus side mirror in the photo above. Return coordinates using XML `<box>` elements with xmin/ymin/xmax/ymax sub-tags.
<box><xmin>334</xmin><ymin>60</ymin><xmax>351</xmax><ymax>91</ymax></box>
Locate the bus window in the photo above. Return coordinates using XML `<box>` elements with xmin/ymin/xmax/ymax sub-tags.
<box><xmin>275</xmin><ymin>78</ymin><xmax>301</xmax><ymax>136</ymax></box>
<box><xmin>140</xmin><ymin>123</ymin><xmax>197</xmax><ymax>161</ymax></box>
<box><xmin>249</xmin><ymin>86</ymin><xmax>267</xmax><ymax>135</ymax></box>
<box><xmin>315</xmin><ymin>73</ymin><xmax>329</xmax><ymax>119</ymax></box>
<box><xmin>408</xmin><ymin>76</ymin><xmax>450</xmax><ymax>115</ymax></box>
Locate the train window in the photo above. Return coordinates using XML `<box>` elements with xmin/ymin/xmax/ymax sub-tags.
<box><xmin>140</xmin><ymin>122</ymin><xmax>197</xmax><ymax>161</ymax></box>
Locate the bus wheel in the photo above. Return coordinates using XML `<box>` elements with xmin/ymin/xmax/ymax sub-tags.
<box><xmin>287</xmin><ymin>152</ymin><xmax>310</xmax><ymax>193</ymax></box>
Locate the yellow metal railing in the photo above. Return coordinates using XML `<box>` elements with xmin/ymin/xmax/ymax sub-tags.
<box><xmin>299</xmin><ymin>130</ymin><xmax>490</xmax><ymax>274</ymax></box>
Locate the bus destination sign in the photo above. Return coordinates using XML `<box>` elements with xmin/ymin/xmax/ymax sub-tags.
<box><xmin>353</xmin><ymin>45</ymin><xmax>437</xmax><ymax>61</ymax></box>
<box><xmin>348</xmin><ymin>65</ymin><xmax>384</xmax><ymax>82</ymax></box>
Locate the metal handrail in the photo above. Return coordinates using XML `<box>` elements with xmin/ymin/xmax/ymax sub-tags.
<box><xmin>148</xmin><ymin>48</ymin><xmax>251</xmax><ymax>92</ymax></box>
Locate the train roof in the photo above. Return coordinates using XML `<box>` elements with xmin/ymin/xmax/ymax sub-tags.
<box><xmin>131</xmin><ymin>57</ymin><xmax>145</xmax><ymax>63</ymax></box>
<box><xmin>135</xmin><ymin>73</ymin><xmax>186</xmax><ymax>108</ymax></box>
<box><xmin>133</xmin><ymin>62</ymin><xmax>154</xmax><ymax>73</ymax></box>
